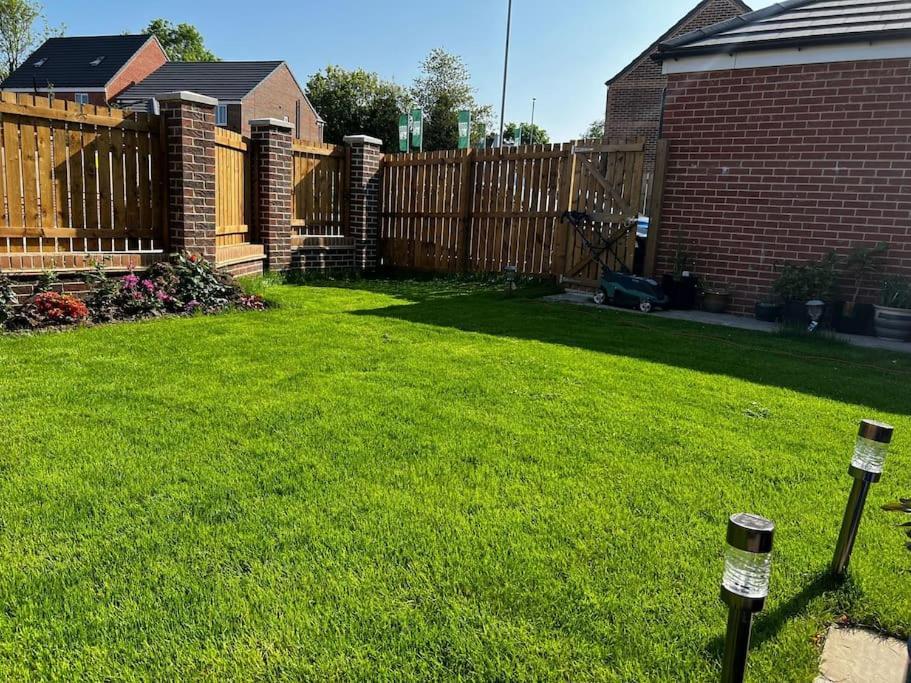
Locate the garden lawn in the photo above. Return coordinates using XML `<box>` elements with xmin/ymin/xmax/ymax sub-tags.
<box><xmin>1</xmin><ymin>278</ymin><xmax>910</xmax><ymax>681</ymax></box>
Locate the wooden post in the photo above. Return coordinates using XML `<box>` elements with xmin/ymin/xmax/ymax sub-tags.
<box><xmin>550</xmin><ymin>142</ymin><xmax>576</xmax><ymax>279</ymax></box>
<box><xmin>643</xmin><ymin>138</ymin><xmax>668</xmax><ymax>277</ymax></box>
<box><xmin>458</xmin><ymin>148</ymin><xmax>474</xmax><ymax>273</ymax></box>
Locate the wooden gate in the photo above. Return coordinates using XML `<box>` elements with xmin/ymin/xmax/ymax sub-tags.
<box><xmin>379</xmin><ymin>138</ymin><xmax>650</xmax><ymax>282</ymax></box>
<box><xmin>560</xmin><ymin>139</ymin><xmax>645</xmax><ymax>286</ymax></box>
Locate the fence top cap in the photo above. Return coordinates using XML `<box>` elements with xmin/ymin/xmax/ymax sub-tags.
<box><xmin>156</xmin><ymin>91</ymin><xmax>217</xmax><ymax>107</ymax></box>
<box><xmin>343</xmin><ymin>134</ymin><xmax>382</xmax><ymax>146</ymax></box>
<box><xmin>250</xmin><ymin>118</ymin><xmax>294</xmax><ymax>130</ymax></box>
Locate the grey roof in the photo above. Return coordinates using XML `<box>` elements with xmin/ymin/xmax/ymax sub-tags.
<box><xmin>607</xmin><ymin>0</ymin><xmax>752</xmax><ymax>84</ymax></box>
<box><xmin>116</xmin><ymin>61</ymin><xmax>285</xmax><ymax>102</ymax></box>
<box><xmin>1</xmin><ymin>34</ymin><xmax>154</xmax><ymax>89</ymax></box>
<box><xmin>658</xmin><ymin>0</ymin><xmax>911</xmax><ymax>57</ymax></box>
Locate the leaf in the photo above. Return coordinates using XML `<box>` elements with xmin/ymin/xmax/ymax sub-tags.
<box><xmin>882</xmin><ymin>502</ymin><xmax>911</xmax><ymax>512</ymax></box>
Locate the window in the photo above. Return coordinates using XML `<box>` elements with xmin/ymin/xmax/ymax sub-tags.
<box><xmin>295</xmin><ymin>101</ymin><xmax>301</xmax><ymax>140</ymax></box>
<box><xmin>75</xmin><ymin>93</ymin><xmax>90</xmax><ymax>105</ymax></box>
<box><xmin>215</xmin><ymin>104</ymin><xmax>227</xmax><ymax>126</ymax></box>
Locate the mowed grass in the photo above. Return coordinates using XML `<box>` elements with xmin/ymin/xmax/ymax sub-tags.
<box><xmin>1</xmin><ymin>277</ymin><xmax>910</xmax><ymax>681</ymax></box>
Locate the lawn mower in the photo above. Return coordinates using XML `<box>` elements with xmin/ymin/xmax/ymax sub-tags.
<box><xmin>561</xmin><ymin>211</ymin><xmax>669</xmax><ymax>313</ymax></box>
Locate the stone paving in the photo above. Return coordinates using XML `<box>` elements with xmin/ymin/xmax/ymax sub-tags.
<box><xmin>815</xmin><ymin>627</ymin><xmax>909</xmax><ymax>683</ymax></box>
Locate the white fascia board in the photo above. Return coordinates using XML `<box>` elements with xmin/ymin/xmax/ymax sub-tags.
<box><xmin>663</xmin><ymin>38</ymin><xmax>911</xmax><ymax>75</ymax></box>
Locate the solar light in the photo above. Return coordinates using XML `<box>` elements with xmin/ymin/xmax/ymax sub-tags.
<box><xmin>806</xmin><ymin>299</ymin><xmax>825</xmax><ymax>332</ymax></box>
<box><xmin>720</xmin><ymin>513</ymin><xmax>774</xmax><ymax>683</ymax></box>
<box><xmin>504</xmin><ymin>265</ymin><xmax>518</xmax><ymax>292</ymax></box>
<box><xmin>832</xmin><ymin>419</ymin><xmax>894</xmax><ymax>578</ymax></box>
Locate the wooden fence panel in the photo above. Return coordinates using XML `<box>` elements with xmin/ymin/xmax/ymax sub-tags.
<box><xmin>292</xmin><ymin>140</ymin><xmax>347</xmax><ymax>237</ymax></box>
<box><xmin>214</xmin><ymin>127</ymin><xmax>251</xmax><ymax>248</ymax></box>
<box><xmin>0</xmin><ymin>93</ymin><xmax>165</xmax><ymax>255</ymax></box>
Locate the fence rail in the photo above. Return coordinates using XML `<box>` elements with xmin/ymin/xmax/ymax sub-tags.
<box><xmin>0</xmin><ymin>93</ymin><xmax>165</xmax><ymax>256</ymax></box>
<box><xmin>215</xmin><ymin>127</ymin><xmax>251</xmax><ymax>248</ymax></box>
<box><xmin>292</xmin><ymin>140</ymin><xmax>347</xmax><ymax>237</ymax></box>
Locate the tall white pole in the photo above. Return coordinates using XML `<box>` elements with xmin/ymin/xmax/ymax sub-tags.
<box><xmin>498</xmin><ymin>0</ymin><xmax>512</xmax><ymax>146</ymax></box>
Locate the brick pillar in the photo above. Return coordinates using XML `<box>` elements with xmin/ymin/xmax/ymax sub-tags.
<box><xmin>158</xmin><ymin>91</ymin><xmax>218</xmax><ymax>262</ymax></box>
<box><xmin>250</xmin><ymin>118</ymin><xmax>293</xmax><ymax>272</ymax></box>
<box><xmin>343</xmin><ymin>135</ymin><xmax>382</xmax><ymax>270</ymax></box>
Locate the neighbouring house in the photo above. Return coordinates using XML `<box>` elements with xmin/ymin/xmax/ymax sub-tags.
<box><xmin>653</xmin><ymin>0</ymin><xmax>911</xmax><ymax>314</ymax></box>
<box><xmin>0</xmin><ymin>34</ymin><xmax>167</xmax><ymax>106</ymax></box>
<box><xmin>115</xmin><ymin>61</ymin><xmax>324</xmax><ymax>141</ymax></box>
<box><xmin>604</xmin><ymin>0</ymin><xmax>750</xmax><ymax>185</ymax></box>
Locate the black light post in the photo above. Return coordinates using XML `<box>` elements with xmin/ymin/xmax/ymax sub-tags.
<box><xmin>831</xmin><ymin>419</ymin><xmax>894</xmax><ymax>579</ymax></box>
<box><xmin>720</xmin><ymin>513</ymin><xmax>774</xmax><ymax>683</ymax></box>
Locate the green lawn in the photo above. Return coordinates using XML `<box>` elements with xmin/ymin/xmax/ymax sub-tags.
<box><xmin>1</xmin><ymin>278</ymin><xmax>910</xmax><ymax>681</ymax></box>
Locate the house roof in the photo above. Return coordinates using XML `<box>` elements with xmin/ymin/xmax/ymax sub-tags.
<box><xmin>606</xmin><ymin>0</ymin><xmax>752</xmax><ymax>84</ymax></box>
<box><xmin>1</xmin><ymin>34</ymin><xmax>155</xmax><ymax>90</ymax></box>
<box><xmin>116</xmin><ymin>61</ymin><xmax>285</xmax><ymax>102</ymax></box>
<box><xmin>658</xmin><ymin>0</ymin><xmax>911</xmax><ymax>57</ymax></box>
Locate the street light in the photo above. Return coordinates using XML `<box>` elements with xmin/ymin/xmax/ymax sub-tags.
<box><xmin>721</xmin><ymin>513</ymin><xmax>774</xmax><ymax>683</ymax></box>
<box><xmin>831</xmin><ymin>419</ymin><xmax>894</xmax><ymax>578</ymax></box>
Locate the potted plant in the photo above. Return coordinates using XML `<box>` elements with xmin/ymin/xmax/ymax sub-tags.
<box><xmin>771</xmin><ymin>252</ymin><xmax>839</xmax><ymax>326</ymax></box>
<box><xmin>832</xmin><ymin>242</ymin><xmax>887</xmax><ymax>335</ymax></box>
<box><xmin>700</xmin><ymin>280</ymin><xmax>731</xmax><ymax>314</ymax></box>
<box><xmin>874</xmin><ymin>276</ymin><xmax>911</xmax><ymax>341</ymax></box>
<box><xmin>754</xmin><ymin>299</ymin><xmax>782</xmax><ymax>322</ymax></box>
<box><xmin>661</xmin><ymin>235</ymin><xmax>699</xmax><ymax>310</ymax></box>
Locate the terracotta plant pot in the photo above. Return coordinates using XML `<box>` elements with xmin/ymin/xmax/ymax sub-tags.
<box><xmin>702</xmin><ymin>290</ymin><xmax>730</xmax><ymax>314</ymax></box>
<box><xmin>873</xmin><ymin>305</ymin><xmax>911</xmax><ymax>341</ymax></box>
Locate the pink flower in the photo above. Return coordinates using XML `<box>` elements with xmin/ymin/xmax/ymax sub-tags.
<box><xmin>122</xmin><ymin>274</ymin><xmax>139</xmax><ymax>289</ymax></box>
<box><xmin>141</xmin><ymin>279</ymin><xmax>155</xmax><ymax>292</ymax></box>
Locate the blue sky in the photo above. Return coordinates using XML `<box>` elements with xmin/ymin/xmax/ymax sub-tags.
<box><xmin>48</xmin><ymin>0</ymin><xmax>774</xmax><ymax>142</ymax></box>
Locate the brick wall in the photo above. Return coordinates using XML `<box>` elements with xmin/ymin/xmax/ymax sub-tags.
<box><xmin>344</xmin><ymin>136</ymin><xmax>382</xmax><ymax>270</ymax></box>
<box><xmin>106</xmin><ymin>38</ymin><xmax>168</xmax><ymax>101</ymax></box>
<box><xmin>251</xmin><ymin>119</ymin><xmax>294</xmax><ymax>271</ymax></box>
<box><xmin>658</xmin><ymin>59</ymin><xmax>911</xmax><ymax>315</ymax></box>
<box><xmin>605</xmin><ymin>0</ymin><xmax>746</xmax><ymax>181</ymax></box>
<box><xmin>242</xmin><ymin>64</ymin><xmax>321</xmax><ymax>142</ymax></box>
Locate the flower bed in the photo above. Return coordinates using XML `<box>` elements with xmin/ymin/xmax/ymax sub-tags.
<box><xmin>0</xmin><ymin>253</ymin><xmax>266</xmax><ymax>333</ymax></box>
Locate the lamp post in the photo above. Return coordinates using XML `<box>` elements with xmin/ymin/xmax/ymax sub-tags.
<box><xmin>831</xmin><ymin>419</ymin><xmax>894</xmax><ymax>578</ymax></box>
<box><xmin>498</xmin><ymin>0</ymin><xmax>513</xmax><ymax>146</ymax></box>
<box><xmin>721</xmin><ymin>513</ymin><xmax>774</xmax><ymax>683</ymax></box>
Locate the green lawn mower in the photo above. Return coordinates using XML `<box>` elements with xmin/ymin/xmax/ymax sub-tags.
<box><xmin>561</xmin><ymin>211</ymin><xmax>670</xmax><ymax>313</ymax></box>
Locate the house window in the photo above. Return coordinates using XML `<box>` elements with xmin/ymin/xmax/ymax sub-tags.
<box><xmin>75</xmin><ymin>93</ymin><xmax>90</xmax><ymax>105</ymax></box>
<box><xmin>215</xmin><ymin>104</ymin><xmax>227</xmax><ymax>126</ymax></box>
<box><xmin>295</xmin><ymin>100</ymin><xmax>301</xmax><ymax>139</ymax></box>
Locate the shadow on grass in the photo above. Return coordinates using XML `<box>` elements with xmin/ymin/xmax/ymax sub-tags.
<box><xmin>332</xmin><ymin>279</ymin><xmax>911</xmax><ymax>414</ymax></box>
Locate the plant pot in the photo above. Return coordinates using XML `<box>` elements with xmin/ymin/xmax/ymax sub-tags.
<box><xmin>661</xmin><ymin>274</ymin><xmax>698</xmax><ymax>310</ymax></box>
<box><xmin>702</xmin><ymin>290</ymin><xmax>730</xmax><ymax>314</ymax></box>
<box><xmin>781</xmin><ymin>300</ymin><xmax>809</xmax><ymax>326</ymax></box>
<box><xmin>755</xmin><ymin>302</ymin><xmax>782</xmax><ymax>323</ymax></box>
<box><xmin>873</xmin><ymin>305</ymin><xmax>911</xmax><ymax>341</ymax></box>
<box><xmin>832</xmin><ymin>302</ymin><xmax>875</xmax><ymax>336</ymax></box>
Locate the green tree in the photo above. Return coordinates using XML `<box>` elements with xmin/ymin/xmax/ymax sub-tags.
<box><xmin>410</xmin><ymin>48</ymin><xmax>492</xmax><ymax>151</ymax></box>
<box><xmin>305</xmin><ymin>65</ymin><xmax>405</xmax><ymax>153</ymax></box>
<box><xmin>144</xmin><ymin>19</ymin><xmax>217</xmax><ymax>62</ymax></box>
<box><xmin>503</xmin><ymin>122</ymin><xmax>549</xmax><ymax>146</ymax></box>
<box><xmin>0</xmin><ymin>0</ymin><xmax>63</xmax><ymax>80</ymax></box>
<box><xmin>582</xmin><ymin>119</ymin><xmax>604</xmax><ymax>139</ymax></box>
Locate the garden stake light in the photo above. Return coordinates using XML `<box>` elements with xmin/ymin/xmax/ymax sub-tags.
<box><xmin>805</xmin><ymin>299</ymin><xmax>825</xmax><ymax>332</ymax></box>
<box><xmin>720</xmin><ymin>513</ymin><xmax>774</xmax><ymax>683</ymax></box>
<box><xmin>831</xmin><ymin>419</ymin><xmax>894</xmax><ymax>579</ymax></box>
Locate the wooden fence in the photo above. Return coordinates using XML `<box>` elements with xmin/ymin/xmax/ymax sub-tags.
<box><xmin>0</xmin><ymin>93</ymin><xmax>165</xmax><ymax>256</ymax></box>
<box><xmin>380</xmin><ymin>139</ymin><xmax>648</xmax><ymax>281</ymax></box>
<box><xmin>292</xmin><ymin>140</ymin><xmax>347</xmax><ymax>237</ymax></box>
<box><xmin>215</xmin><ymin>127</ymin><xmax>252</xmax><ymax>248</ymax></box>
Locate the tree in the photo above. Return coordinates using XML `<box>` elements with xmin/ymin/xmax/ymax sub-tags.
<box><xmin>144</xmin><ymin>19</ymin><xmax>217</xmax><ymax>62</ymax></box>
<box><xmin>0</xmin><ymin>0</ymin><xmax>63</xmax><ymax>80</ymax></box>
<box><xmin>582</xmin><ymin>119</ymin><xmax>605</xmax><ymax>139</ymax></box>
<box><xmin>503</xmin><ymin>122</ymin><xmax>549</xmax><ymax>146</ymax></box>
<box><xmin>410</xmin><ymin>48</ymin><xmax>492</xmax><ymax>151</ymax></box>
<box><xmin>306</xmin><ymin>65</ymin><xmax>405</xmax><ymax>153</ymax></box>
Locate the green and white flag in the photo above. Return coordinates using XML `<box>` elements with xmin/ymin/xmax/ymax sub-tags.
<box><xmin>409</xmin><ymin>108</ymin><xmax>423</xmax><ymax>150</ymax></box>
<box><xmin>398</xmin><ymin>114</ymin><xmax>409</xmax><ymax>152</ymax></box>
<box><xmin>457</xmin><ymin>110</ymin><xmax>471</xmax><ymax>150</ymax></box>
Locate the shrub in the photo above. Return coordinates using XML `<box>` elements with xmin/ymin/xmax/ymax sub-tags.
<box><xmin>772</xmin><ymin>252</ymin><xmax>840</xmax><ymax>302</ymax></box>
<box><xmin>0</xmin><ymin>271</ymin><xmax>17</xmax><ymax>325</ymax></box>
<box><xmin>84</xmin><ymin>263</ymin><xmax>121</xmax><ymax>323</ymax></box>
<box><xmin>24</xmin><ymin>291</ymin><xmax>89</xmax><ymax>327</ymax></box>
<box><xmin>117</xmin><ymin>273</ymin><xmax>173</xmax><ymax>316</ymax></box>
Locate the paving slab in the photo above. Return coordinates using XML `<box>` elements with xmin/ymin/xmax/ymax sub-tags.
<box><xmin>815</xmin><ymin>626</ymin><xmax>909</xmax><ymax>683</ymax></box>
<box><xmin>542</xmin><ymin>292</ymin><xmax>911</xmax><ymax>355</ymax></box>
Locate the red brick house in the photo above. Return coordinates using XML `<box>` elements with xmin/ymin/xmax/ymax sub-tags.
<box><xmin>115</xmin><ymin>61</ymin><xmax>324</xmax><ymax>141</ymax></box>
<box><xmin>653</xmin><ymin>0</ymin><xmax>911</xmax><ymax>314</ymax></box>
<box><xmin>0</xmin><ymin>34</ymin><xmax>167</xmax><ymax>106</ymax></box>
<box><xmin>604</xmin><ymin>0</ymin><xmax>750</xmax><ymax>182</ymax></box>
